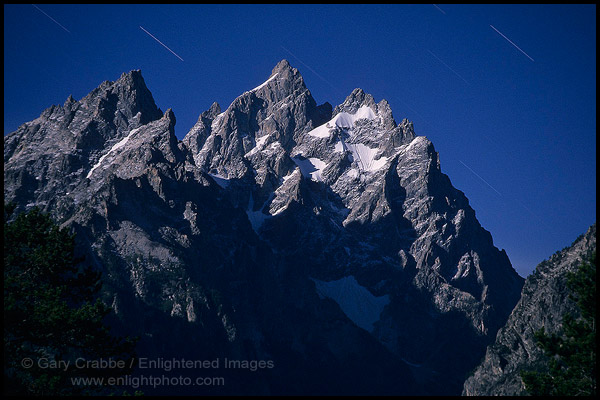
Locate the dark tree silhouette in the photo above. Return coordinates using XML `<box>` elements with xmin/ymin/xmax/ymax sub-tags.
<box><xmin>4</xmin><ymin>204</ymin><xmax>138</xmax><ymax>395</ymax></box>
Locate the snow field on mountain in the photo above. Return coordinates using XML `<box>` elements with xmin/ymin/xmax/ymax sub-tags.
<box><xmin>245</xmin><ymin>133</ymin><xmax>271</xmax><ymax>157</ymax></box>
<box><xmin>207</xmin><ymin>172</ymin><xmax>230</xmax><ymax>188</ymax></box>
<box><xmin>86</xmin><ymin>126</ymin><xmax>141</xmax><ymax>179</ymax></box>
<box><xmin>246</xmin><ymin>193</ymin><xmax>274</xmax><ymax>233</ymax></box>
<box><xmin>308</xmin><ymin>105</ymin><xmax>377</xmax><ymax>138</ymax></box>
<box><xmin>291</xmin><ymin>156</ymin><xmax>328</xmax><ymax>182</ymax></box>
<box><xmin>250</xmin><ymin>73</ymin><xmax>279</xmax><ymax>92</ymax></box>
<box><xmin>346</xmin><ymin>142</ymin><xmax>388</xmax><ymax>172</ymax></box>
<box><xmin>312</xmin><ymin>275</ymin><xmax>390</xmax><ymax>332</ymax></box>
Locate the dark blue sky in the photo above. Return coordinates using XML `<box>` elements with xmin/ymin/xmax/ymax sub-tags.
<box><xmin>4</xmin><ymin>4</ymin><xmax>596</xmax><ymax>277</ymax></box>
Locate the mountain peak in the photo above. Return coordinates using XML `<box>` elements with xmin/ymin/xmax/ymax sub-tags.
<box><xmin>208</xmin><ymin>101</ymin><xmax>221</xmax><ymax>115</ymax></box>
<box><xmin>99</xmin><ymin>69</ymin><xmax>162</xmax><ymax>125</ymax></box>
<box><xmin>272</xmin><ymin>59</ymin><xmax>293</xmax><ymax>75</ymax></box>
<box><xmin>333</xmin><ymin>88</ymin><xmax>377</xmax><ymax>121</ymax></box>
<box><xmin>114</xmin><ymin>69</ymin><xmax>147</xmax><ymax>91</ymax></box>
<box><xmin>242</xmin><ymin>59</ymin><xmax>307</xmax><ymax>102</ymax></box>
<box><xmin>331</xmin><ymin>88</ymin><xmax>398</xmax><ymax>130</ymax></box>
<box><xmin>338</xmin><ymin>88</ymin><xmax>376</xmax><ymax>111</ymax></box>
<box><xmin>120</xmin><ymin>68</ymin><xmax>142</xmax><ymax>77</ymax></box>
<box><xmin>64</xmin><ymin>94</ymin><xmax>76</xmax><ymax>107</ymax></box>
<box><xmin>264</xmin><ymin>59</ymin><xmax>303</xmax><ymax>88</ymax></box>
<box><xmin>163</xmin><ymin>108</ymin><xmax>176</xmax><ymax>128</ymax></box>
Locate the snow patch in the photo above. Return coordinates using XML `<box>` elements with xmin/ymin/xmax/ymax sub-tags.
<box><xmin>308</xmin><ymin>105</ymin><xmax>377</xmax><ymax>138</ymax></box>
<box><xmin>256</xmin><ymin>134</ymin><xmax>270</xmax><ymax>148</ymax></box>
<box><xmin>403</xmin><ymin>136</ymin><xmax>427</xmax><ymax>153</ymax></box>
<box><xmin>345</xmin><ymin>143</ymin><xmax>388</xmax><ymax>172</ymax></box>
<box><xmin>211</xmin><ymin>112</ymin><xmax>224</xmax><ymax>130</ymax></box>
<box><xmin>311</xmin><ymin>275</ymin><xmax>390</xmax><ymax>332</ymax></box>
<box><xmin>246</xmin><ymin>193</ymin><xmax>273</xmax><ymax>233</ymax></box>
<box><xmin>250</xmin><ymin>73</ymin><xmax>278</xmax><ymax>92</ymax></box>
<box><xmin>292</xmin><ymin>156</ymin><xmax>328</xmax><ymax>182</ymax></box>
<box><xmin>86</xmin><ymin>127</ymin><xmax>140</xmax><ymax>179</ymax></box>
<box><xmin>281</xmin><ymin>169</ymin><xmax>299</xmax><ymax>183</ymax></box>
<box><xmin>245</xmin><ymin>133</ymin><xmax>270</xmax><ymax>157</ymax></box>
<box><xmin>207</xmin><ymin>172</ymin><xmax>230</xmax><ymax>189</ymax></box>
<box><xmin>347</xmin><ymin>168</ymin><xmax>359</xmax><ymax>178</ymax></box>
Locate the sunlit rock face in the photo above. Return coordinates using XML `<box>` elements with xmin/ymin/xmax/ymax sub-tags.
<box><xmin>4</xmin><ymin>60</ymin><xmax>523</xmax><ymax>395</ymax></box>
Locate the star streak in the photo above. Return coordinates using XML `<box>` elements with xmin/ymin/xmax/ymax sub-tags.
<box><xmin>140</xmin><ymin>26</ymin><xmax>184</xmax><ymax>61</ymax></box>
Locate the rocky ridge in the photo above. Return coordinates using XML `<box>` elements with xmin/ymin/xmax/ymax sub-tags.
<box><xmin>463</xmin><ymin>223</ymin><xmax>596</xmax><ymax>396</ymax></box>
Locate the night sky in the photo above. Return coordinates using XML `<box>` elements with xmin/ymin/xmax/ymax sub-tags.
<box><xmin>4</xmin><ymin>4</ymin><xmax>596</xmax><ymax>277</ymax></box>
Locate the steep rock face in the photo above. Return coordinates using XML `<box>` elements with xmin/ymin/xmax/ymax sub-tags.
<box><xmin>4</xmin><ymin>60</ymin><xmax>524</xmax><ymax>395</ymax></box>
<box><xmin>463</xmin><ymin>223</ymin><xmax>596</xmax><ymax>396</ymax></box>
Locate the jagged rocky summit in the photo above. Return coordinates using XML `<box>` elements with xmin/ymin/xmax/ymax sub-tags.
<box><xmin>4</xmin><ymin>60</ymin><xmax>524</xmax><ymax>395</ymax></box>
<box><xmin>463</xmin><ymin>223</ymin><xmax>596</xmax><ymax>396</ymax></box>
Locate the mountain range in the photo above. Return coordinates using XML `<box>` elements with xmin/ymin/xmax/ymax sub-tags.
<box><xmin>5</xmin><ymin>60</ymin><xmax>590</xmax><ymax>395</ymax></box>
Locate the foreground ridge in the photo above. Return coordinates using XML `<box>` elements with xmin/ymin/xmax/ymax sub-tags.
<box><xmin>463</xmin><ymin>223</ymin><xmax>596</xmax><ymax>396</ymax></box>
